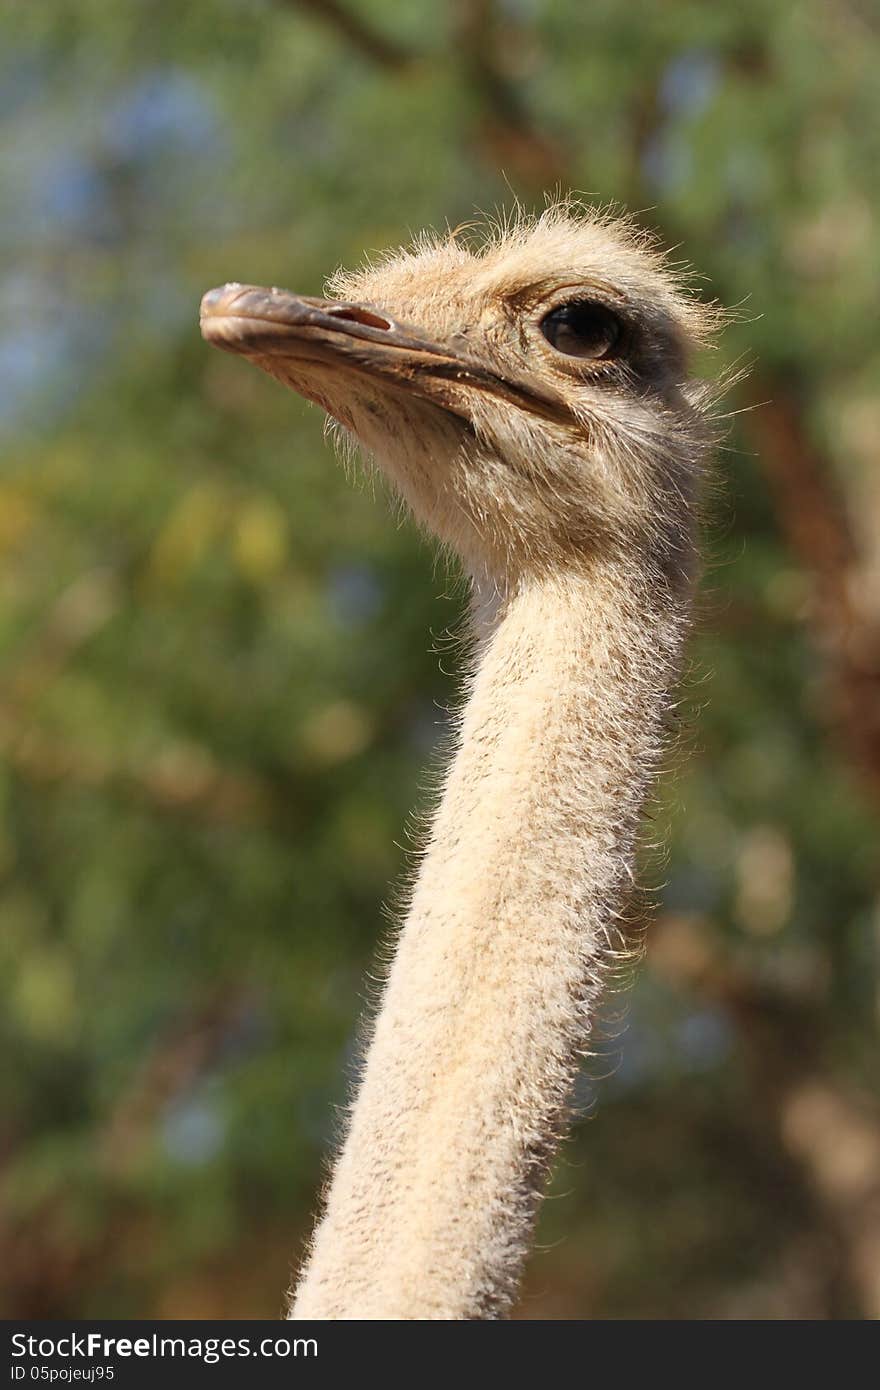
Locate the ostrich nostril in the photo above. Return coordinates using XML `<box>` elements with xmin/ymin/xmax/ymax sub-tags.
<box><xmin>199</xmin><ymin>283</ymin><xmax>254</xmax><ymax>319</ymax></box>
<box><xmin>201</xmin><ymin>286</ymin><xmax>227</xmax><ymax>312</ymax></box>
<box><xmin>328</xmin><ymin>305</ymin><xmax>393</xmax><ymax>331</ymax></box>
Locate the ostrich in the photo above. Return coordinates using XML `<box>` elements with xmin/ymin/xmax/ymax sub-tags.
<box><xmin>199</xmin><ymin>204</ymin><xmax>721</xmax><ymax>1320</ymax></box>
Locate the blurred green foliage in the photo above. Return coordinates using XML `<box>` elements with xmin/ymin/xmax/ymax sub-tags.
<box><xmin>1</xmin><ymin>0</ymin><xmax>878</xmax><ymax>1318</ymax></box>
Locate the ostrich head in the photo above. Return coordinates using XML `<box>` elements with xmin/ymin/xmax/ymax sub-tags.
<box><xmin>200</xmin><ymin>206</ymin><xmax>719</xmax><ymax>588</ymax></box>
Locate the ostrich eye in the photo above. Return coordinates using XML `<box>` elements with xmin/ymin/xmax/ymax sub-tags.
<box><xmin>540</xmin><ymin>301</ymin><xmax>623</xmax><ymax>360</ymax></box>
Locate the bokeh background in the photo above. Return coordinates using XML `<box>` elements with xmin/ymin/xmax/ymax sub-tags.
<box><xmin>2</xmin><ymin>0</ymin><xmax>879</xmax><ymax>1319</ymax></box>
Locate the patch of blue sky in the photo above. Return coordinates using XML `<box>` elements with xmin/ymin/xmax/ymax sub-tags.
<box><xmin>104</xmin><ymin>68</ymin><xmax>222</xmax><ymax>162</ymax></box>
<box><xmin>0</xmin><ymin>271</ymin><xmax>112</xmax><ymax>433</ymax></box>
<box><xmin>327</xmin><ymin>562</ymin><xmax>385</xmax><ymax>626</ymax></box>
<box><xmin>660</xmin><ymin>49</ymin><xmax>721</xmax><ymax>118</ymax></box>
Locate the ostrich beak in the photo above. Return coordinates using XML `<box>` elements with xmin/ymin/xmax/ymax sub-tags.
<box><xmin>199</xmin><ymin>283</ymin><xmax>571</xmax><ymax>426</ymax></box>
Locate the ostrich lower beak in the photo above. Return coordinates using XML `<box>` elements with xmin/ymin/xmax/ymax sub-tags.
<box><xmin>199</xmin><ymin>283</ymin><xmax>570</xmax><ymax>426</ymax></box>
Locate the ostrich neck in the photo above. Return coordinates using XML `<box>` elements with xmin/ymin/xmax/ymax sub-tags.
<box><xmin>290</xmin><ymin>556</ymin><xmax>689</xmax><ymax>1320</ymax></box>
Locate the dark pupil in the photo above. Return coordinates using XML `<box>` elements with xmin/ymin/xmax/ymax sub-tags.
<box><xmin>540</xmin><ymin>302</ymin><xmax>622</xmax><ymax>359</ymax></box>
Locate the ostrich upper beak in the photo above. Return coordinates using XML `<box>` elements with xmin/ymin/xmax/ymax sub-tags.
<box><xmin>199</xmin><ymin>283</ymin><xmax>571</xmax><ymax>426</ymax></box>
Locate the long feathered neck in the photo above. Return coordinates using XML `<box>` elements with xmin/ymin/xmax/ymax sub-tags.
<box><xmin>290</xmin><ymin>553</ymin><xmax>691</xmax><ymax>1319</ymax></box>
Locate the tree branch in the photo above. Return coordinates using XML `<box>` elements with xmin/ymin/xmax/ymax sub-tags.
<box><xmin>280</xmin><ymin>0</ymin><xmax>415</xmax><ymax>72</ymax></box>
<box><xmin>745</xmin><ymin>379</ymin><xmax>880</xmax><ymax>801</ymax></box>
<box><xmin>452</xmin><ymin>0</ymin><xmax>568</xmax><ymax>185</ymax></box>
<box><xmin>650</xmin><ymin>914</ymin><xmax>880</xmax><ymax>1318</ymax></box>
